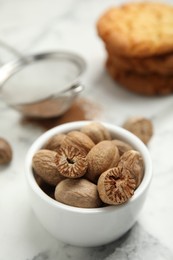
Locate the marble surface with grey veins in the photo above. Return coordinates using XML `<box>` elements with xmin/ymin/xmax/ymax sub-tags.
<box><xmin>0</xmin><ymin>0</ymin><xmax>173</xmax><ymax>259</ymax></box>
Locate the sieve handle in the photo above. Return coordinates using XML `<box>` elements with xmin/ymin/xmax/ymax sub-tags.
<box><xmin>0</xmin><ymin>39</ymin><xmax>25</xmax><ymax>65</ymax></box>
<box><xmin>66</xmin><ymin>82</ymin><xmax>84</xmax><ymax>95</ymax></box>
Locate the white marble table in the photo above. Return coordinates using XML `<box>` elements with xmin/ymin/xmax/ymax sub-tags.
<box><xmin>0</xmin><ymin>0</ymin><xmax>173</xmax><ymax>259</ymax></box>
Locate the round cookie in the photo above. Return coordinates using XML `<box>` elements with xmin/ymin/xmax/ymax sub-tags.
<box><xmin>97</xmin><ymin>2</ymin><xmax>173</xmax><ymax>58</ymax></box>
<box><xmin>106</xmin><ymin>59</ymin><xmax>173</xmax><ymax>96</ymax></box>
<box><xmin>107</xmin><ymin>48</ymin><xmax>173</xmax><ymax>75</ymax></box>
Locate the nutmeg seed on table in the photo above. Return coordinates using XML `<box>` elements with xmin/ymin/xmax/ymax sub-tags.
<box><xmin>0</xmin><ymin>137</ymin><xmax>13</xmax><ymax>165</ymax></box>
<box><xmin>122</xmin><ymin>116</ymin><xmax>153</xmax><ymax>144</ymax></box>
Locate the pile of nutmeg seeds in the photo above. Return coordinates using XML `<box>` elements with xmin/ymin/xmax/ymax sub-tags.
<box><xmin>32</xmin><ymin>118</ymin><xmax>153</xmax><ymax>208</ymax></box>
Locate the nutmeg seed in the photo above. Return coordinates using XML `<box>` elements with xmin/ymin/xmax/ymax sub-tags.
<box><xmin>0</xmin><ymin>137</ymin><xmax>12</xmax><ymax>165</ymax></box>
<box><xmin>112</xmin><ymin>139</ymin><xmax>133</xmax><ymax>155</ymax></box>
<box><xmin>85</xmin><ymin>140</ymin><xmax>120</xmax><ymax>183</ymax></box>
<box><xmin>62</xmin><ymin>131</ymin><xmax>95</xmax><ymax>154</ymax></box>
<box><xmin>32</xmin><ymin>149</ymin><xmax>64</xmax><ymax>186</ymax></box>
<box><xmin>80</xmin><ymin>122</ymin><xmax>111</xmax><ymax>144</ymax></box>
<box><xmin>122</xmin><ymin>116</ymin><xmax>153</xmax><ymax>144</ymax></box>
<box><xmin>97</xmin><ymin>167</ymin><xmax>136</xmax><ymax>205</ymax></box>
<box><xmin>55</xmin><ymin>178</ymin><xmax>102</xmax><ymax>208</ymax></box>
<box><xmin>55</xmin><ymin>145</ymin><xmax>88</xmax><ymax>178</ymax></box>
<box><xmin>118</xmin><ymin>150</ymin><xmax>144</xmax><ymax>187</ymax></box>
<box><xmin>43</xmin><ymin>134</ymin><xmax>66</xmax><ymax>151</ymax></box>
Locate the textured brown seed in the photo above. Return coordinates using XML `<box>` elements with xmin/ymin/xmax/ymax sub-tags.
<box><xmin>0</xmin><ymin>138</ymin><xmax>12</xmax><ymax>165</ymax></box>
<box><xmin>55</xmin><ymin>145</ymin><xmax>88</xmax><ymax>178</ymax></box>
<box><xmin>55</xmin><ymin>178</ymin><xmax>102</xmax><ymax>208</ymax></box>
<box><xmin>80</xmin><ymin>122</ymin><xmax>111</xmax><ymax>144</ymax></box>
<box><xmin>122</xmin><ymin>116</ymin><xmax>153</xmax><ymax>144</ymax></box>
<box><xmin>62</xmin><ymin>131</ymin><xmax>95</xmax><ymax>154</ymax></box>
<box><xmin>112</xmin><ymin>139</ymin><xmax>133</xmax><ymax>155</ymax></box>
<box><xmin>32</xmin><ymin>149</ymin><xmax>64</xmax><ymax>186</ymax></box>
<box><xmin>118</xmin><ymin>150</ymin><xmax>144</xmax><ymax>187</ymax></box>
<box><xmin>43</xmin><ymin>134</ymin><xmax>66</xmax><ymax>151</ymax></box>
<box><xmin>97</xmin><ymin>167</ymin><xmax>136</xmax><ymax>205</ymax></box>
<box><xmin>85</xmin><ymin>140</ymin><xmax>120</xmax><ymax>183</ymax></box>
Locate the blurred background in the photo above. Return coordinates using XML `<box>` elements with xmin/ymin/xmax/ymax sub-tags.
<box><xmin>0</xmin><ymin>1</ymin><xmax>173</xmax><ymax>259</ymax></box>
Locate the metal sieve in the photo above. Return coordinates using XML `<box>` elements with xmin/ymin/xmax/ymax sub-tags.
<box><xmin>0</xmin><ymin>49</ymin><xmax>86</xmax><ymax>118</ymax></box>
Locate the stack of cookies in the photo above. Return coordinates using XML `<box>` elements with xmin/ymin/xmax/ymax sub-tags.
<box><xmin>97</xmin><ymin>2</ymin><xmax>173</xmax><ymax>96</ymax></box>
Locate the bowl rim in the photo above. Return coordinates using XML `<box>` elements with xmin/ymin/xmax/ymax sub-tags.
<box><xmin>25</xmin><ymin>120</ymin><xmax>152</xmax><ymax>214</ymax></box>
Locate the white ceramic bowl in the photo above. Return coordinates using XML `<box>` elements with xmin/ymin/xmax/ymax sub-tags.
<box><xmin>25</xmin><ymin>121</ymin><xmax>152</xmax><ymax>247</ymax></box>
